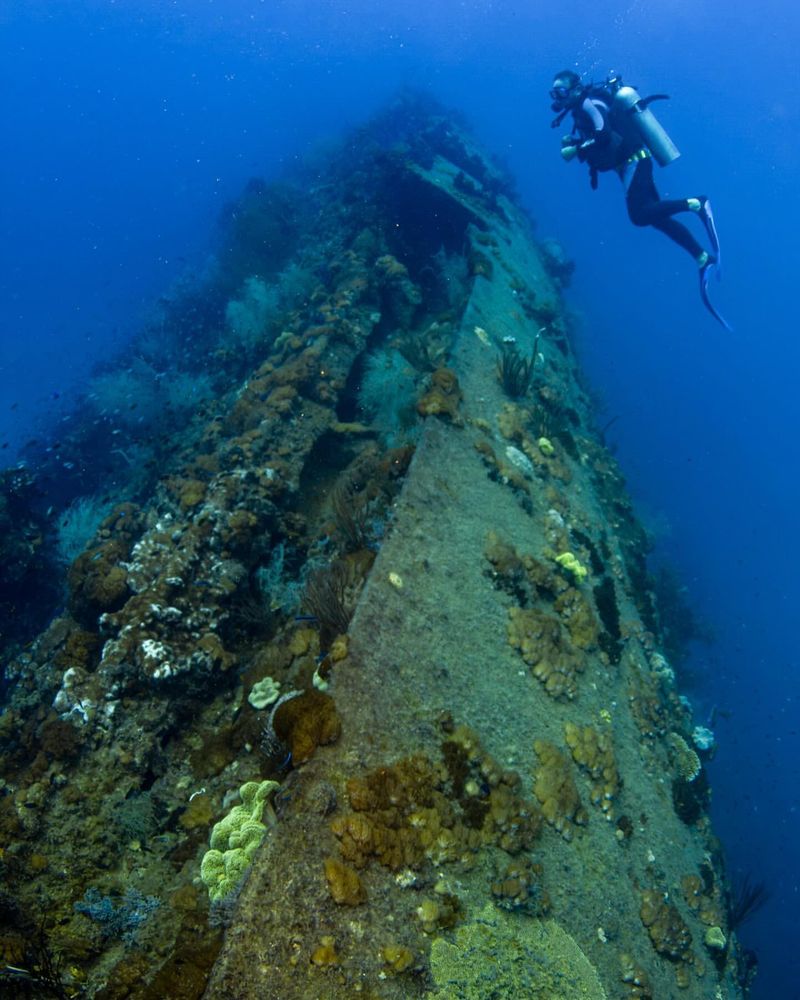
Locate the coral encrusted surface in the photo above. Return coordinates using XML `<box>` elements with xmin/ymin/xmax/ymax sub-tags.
<box><xmin>0</xmin><ymin>95</ymin><xmax>745</xmax><ymax>1000</ymax></box>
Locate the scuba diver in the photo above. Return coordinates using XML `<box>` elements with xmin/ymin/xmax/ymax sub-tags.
<box><xmin>550</xmin><ymin>69</ymin><xmax>730</xmax><ymax>330</ymax></box>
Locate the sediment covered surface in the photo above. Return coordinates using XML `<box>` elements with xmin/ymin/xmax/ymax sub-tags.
<box><xmin>0</xmin><ymin>96</ymin><xmax>747</xmax><ymax>999</ymax></box>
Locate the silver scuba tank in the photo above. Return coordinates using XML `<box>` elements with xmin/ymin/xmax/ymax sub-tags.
<box><xmin>613</xmin><ymin>84</ymin><xmax>680</xmax><ymax>166</ymax></box>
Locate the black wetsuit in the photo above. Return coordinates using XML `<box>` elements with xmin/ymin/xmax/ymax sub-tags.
<box><xmin>570</xmin><ymin>94</ymin><xmax>703</xmax><ymax>260</ymax></box>
<box><xmin>625</xmin><ymin>156</ymin><xmax>703</xmax><ymax>258</ymax></box>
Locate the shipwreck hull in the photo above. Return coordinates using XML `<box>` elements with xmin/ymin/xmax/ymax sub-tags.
<box><xmin>204</xmin><ymin>125</ymin><xmax>742</xmax><ymax>1000</ymax></box>
<box><xmin>0</xmin><ymin>98</ymin><xmax>746</xmax><ymax>1000</ymax></box>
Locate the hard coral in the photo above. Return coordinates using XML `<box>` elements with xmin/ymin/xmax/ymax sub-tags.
<box><xmin>417</xmin><ymin>367</ymin><xmax>462</xmax><ymax>421</ymax></box>
<box><xmin>491</xmin><ymin>857</ymin><xmax>550</xmax><ymax>916</ymax></box>
<box><xmin>380</xmin><ymin>942</ymin><xmax>414</xmax><ymax>973</ymax></box>
<box><xmin>508</xmin><ymin>607</ymin><xmax>585</xmax><ymax>700</ymax></box>
<box><xmin>323</xmin><ymin>857</ymin><xmax>367</xmax><ymax>905</ymax></box>
<box><xmin>416</xmin><ymin>893</ymin><xmax>462</xmax><ymax>934</ymax></box>
<box><xmin>564</xmin><ymin>721</ymin><xmax>619</xmax><ymax>819</ymax></box>
<box><xmin>331</xmin><ymin>736</ymin><xmax>540</xmax><ymax>875</ymax></box>
<box><xmin>497</xmin><ymin>401</ymin><xmax>531</xmax><ymax>443</ymax></box>
<box><xmin>37</xmin><ymin>717</ymin><xmax>84</xmax><ymax>763</ymax></box>
<box><xmin>272</xmin><ymin>689</ymin><xmax>341</xmax><ymax>764</ymax></box>
<box><xmin>533</xmin><ymin>740</ymin><xmax>587</xmax><ymax>840</ymax></box>
<box><xmin>640</xmin><ymin>888</ymin><xmax>693</xmax><ymax>968</ymax></box>
<box><xmin>200</xmin><ymin>780</ymin><xmax>279</xmax><ymax>902</ymax></box>
<box><xmin>445</xmin><ymin>725</ymin><xmax>542</xmax><ymax>853</ymax></box>
<box><xmin>165</xmin><ymin>476</ymin><xmax>207</xmax><ymax>511</ymax></box>
<box><xmin>68</xmin><ymin>540</ymin><xmax>130</xmax><ymax>624</ymax></box>
<box><xmin>554</xmin><ymin>551</ymin><xmax>588</xmax><ymax>583</ymax></box>
<box><xmin>311</xmin><ymin>935</ymin><xmax>341</xmax><ymax>966</ymax></box>
<box><xmin>332</xmin><ymin>755</ymin><xmax>445</xmax><ymax>870</ymax></box>
<box><xmin>374</xmin><ymin>254</ymin><xmax>422</xmax><ymax>327</ymax></box>
<box><xmin>620</xmin><ymin>952</ymin><xmax>653</xmax><ymax>998</ymax></box>
<box><xmin>427</xmin><ymin>903</ymin><xmax>607</xmax><ymax>1000</ymax></box>
<box><xmin>681</xmin><ymin>871</ymin><xmax>724</xmax><ymax>928</ymax></box>
<box><xmin>54</xmin><ymin>627</ymin><xmax>102</xmax><ymax>672</ymax></box>
<box><xmin>554</xmin><ymin>586</ymin><xmax>599</xmax><ymax>648</ymax></box>
<box><xmin>667</xmin><ymin>732</ymin><xmax>702</xmax><ymax>783</ymax></box>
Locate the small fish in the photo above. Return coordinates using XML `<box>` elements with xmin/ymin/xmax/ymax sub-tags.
<box><xmin>0</xmin><ymin>965</ymin><xmax>37</xmax><ymax>981</ymax></box>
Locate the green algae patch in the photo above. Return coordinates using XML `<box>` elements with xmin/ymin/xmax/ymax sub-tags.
<box><xmin>426</xmin><ymin>904</ymin><xmax>607</xmax><ymax>1000</ymax></box>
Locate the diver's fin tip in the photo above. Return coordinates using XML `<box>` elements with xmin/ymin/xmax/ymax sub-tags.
<box><xmin>699</xmin><ymin>262</ymin><xmax>731</xmax><ymax>330</ymax></box>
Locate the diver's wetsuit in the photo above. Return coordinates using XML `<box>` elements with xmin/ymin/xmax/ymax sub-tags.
<box><xmin>623</xmin><ymin>156</ymin><xmax>703</xmax><ymax>258</ymax></box>
<box><xmin>571</xmin><ymin>95</ymin><xmax>703</xmax><ymax>259</ymax></box>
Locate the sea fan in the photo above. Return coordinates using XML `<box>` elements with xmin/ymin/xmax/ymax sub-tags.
<box><xmin>225</xmin><ymin>275</ymin><xmax>279</xmax><ymax>352</ymax></box>
<box><xmin>56</xmin><ymin>495</ymin><xmax>114</xmax><ymax>565</ymax></box>
<box><xmin>358</xmin><ymin>348</ymin><xmax>419</xmax><ymax>446</ymax></box>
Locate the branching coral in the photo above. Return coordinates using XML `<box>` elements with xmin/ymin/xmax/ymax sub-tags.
<box><xmin>667</xmin><ymin>732</ymin><xmax>701</xmax><ymax>783</ymax></box>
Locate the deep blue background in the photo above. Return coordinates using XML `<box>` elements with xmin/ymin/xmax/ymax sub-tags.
<box><xmin>2</xmin><ymin>2</ymin><xmax>797</xmax><ymax>994</ymax></box>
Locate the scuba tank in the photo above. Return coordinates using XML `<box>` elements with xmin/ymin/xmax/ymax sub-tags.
<box><xmin>607</xmin><ymin>75</ymin><xmax>680</xmax><ymax>166</ymax></box>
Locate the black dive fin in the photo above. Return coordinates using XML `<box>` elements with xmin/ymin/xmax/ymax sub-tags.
<box><xmin>700</xmin><ymin>262</ymin><xmax>732</xmax><ymax>331</ymax></box>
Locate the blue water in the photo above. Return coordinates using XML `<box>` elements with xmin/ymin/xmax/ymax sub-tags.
<box><xmin>2</xmin><ymin>2</ymin><xmax>797</xmax><ymax>994</ymax></box>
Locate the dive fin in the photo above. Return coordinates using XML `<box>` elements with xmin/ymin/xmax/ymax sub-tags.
<box><xmin>697</xmin><ymin>196</ymin><xmax>721</xmax><ymax>268</ymax></box>
<box><xmin>700</xmin><ymin>260</ymin><xmax>732</xmax><ymax>331</ymax></box>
